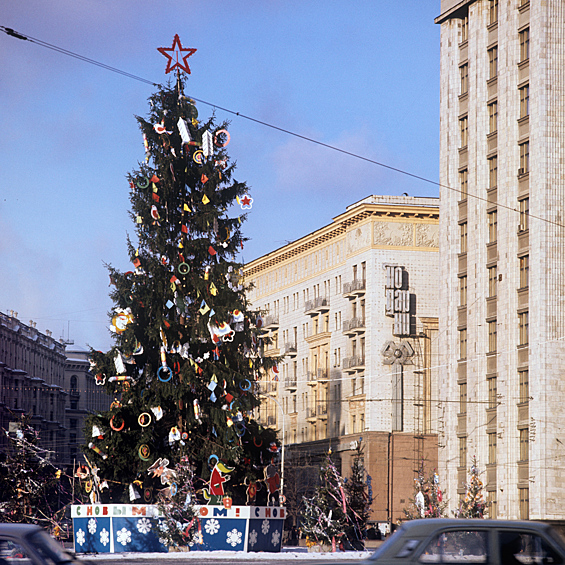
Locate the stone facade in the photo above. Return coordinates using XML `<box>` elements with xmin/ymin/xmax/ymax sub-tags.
<box><xmin>436</xmin><ymin>0</ymin><xmax>565</xmax><ymax>521</ymax></box>
<box><xmin>244</xmin><ymin>195</ymin><xmax>440</xmax><ymax>524</ymax></box>
<box><xmin>0</xmin><ymin>312</ymin><xmax>110</xmax><ymax>467</ymax></box>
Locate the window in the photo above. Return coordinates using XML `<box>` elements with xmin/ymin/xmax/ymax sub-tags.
<box><xmin>488</xmin><ymin>432</ymin><xmax>497</xmax><ymax>464</ymax></box>
<box><xmin>488</xmin><ymin>46</ymin><xmax>498</xmax><ymax>79</ymax></box>
<box><xmin>519</xmin><ymin>311</ymin><xmax>529</xmax><ymax>346</ymax></box>
<box><xmin>488</xmin><ymin>101</ymin><xmax>498</xmax><ymax>133</ymax></box>
<box><xmin>519</xmin><ymin>369</ymin><xmax>529</xmax><ymax>403</ymax></box>
<box><xmin>460</xmin><ymin>222</ymin><xmax>468</xmax><ymax>253</ymax></box>
<box><xmin>519</xmin><ymin>255</ymin><xmax>529</xmax><ymax>288</ymax></box>
<box><xmin>488</xmin><ymin>210</ymin><xmax>497</xmax><ymax>243</ymax></box>
<box><xmin>519</xmin><ymin>141</ymin><xmax>530</xmax><ymax>173</ymax></box>
<box><xmin>489</xmin><ymin>0</ymin><xmax>498</xmax><ymax>25</ymax></box>
<box><xmin>488</xmin><ymin>155</ymin><xmax>498</xmax><ymax>188</ymax></box>
<box><xmin>487</xmin><ymin>491</ymin><xmax>497</xmax><ymax>518</ymax></box>
<box><xmin>459</xmin><ymin>437</ymin><xmax>467</xmax><ymax>468</ymax></box>
<box><xmin>488</xmin><ymin>376</ymin><xmax>498</xmax><ymax>409</ymax></box>
<box><xmin>520</xmin><ymin>428</ymin><xmax>529</xmax><ymax>461</ymax></box>
<box><xmin>460</xmin><ymin>275</ymin><xmax>468</xmax><ymax>306</ymax></box>
<box><xmin>519</xmin><ymin>488</ymin><xmax>529</xmax><ymax>519</ymax></box>
<box><xmin>459</xmin><ymin>328</ymin><xmax>467</xmax><ymax>359</ymax></box>
<box><xmin>459</xmin><ymin>382</ymin><xmax>467</xmax><ymax>414</ymax></box>
<box><xmin>488</xmin><ymin>266</ymin><xmax>497</xmax><ymax>297</ymax></box>
<box><xmin>459</xmin><ymin>168</ymin><xmax>468</xmax><ymax>199</ymax></box>
<box><xmin>520</xmin><ymin>28</ymin><xmax>530</xmax><ymax>62</ymax></box>
<box><xmin>460</xmin><ymin>63</ymin><xmax>469</xmax><ymax>95</ymax></box>
<box><xmin>460</xmin><ymin>115</ymin><xmax>468</xmax><ymax>147</ymax></box>
<box><xmin>461</xmin><ymin>15</ymin><xmax>469</xmax><ymax>43</ymax></box>
<box><xmin>488</xmin><ymin>320</ymin><xmax>497</xmax><ymax>352</ymax></box>
<box><xmin>420</xmin><ymin>531</ymin><xmax>487</xmax><ymax>563</ymax></box>
<box><xmin>520</xmin><ymin>84</ymin><xmax>529</xmax><ymax>118</ymax></box>
<box><xmin>519</xmin><ymin>198</ymin><xmax>529</xmax><ymax>231</ymax></box>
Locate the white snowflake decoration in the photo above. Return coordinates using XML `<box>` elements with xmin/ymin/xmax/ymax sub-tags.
<box><xmin>226</xmin><ymin>528</ymin><xmax>242</xmax><ymax>547</ymax></box>
<box><xmin>136</xmin><ymin>518</ymin><xmax>152</xmax><ymax>535</ymax></box>
<box><xmin>100</xmin><ymin>529</ymin><xmax>110</xmax><ymax>547</ymax></box>
<box><xmin>271</xmin><ymin>529</ymin><xmax>281</xmax><ymax>546</ymax></box>
<box><xmin>204</xmin><ymin>519</ymin><xmax>220</xmax><ymax>535</ymax></box>
<box><xmin>88</xmin><ymin>518</ymin><xmax>97</xmax><ymax>535</ymax></box>
<box><xmin>261</xmin><ymin>518</ymin><xmax>270</xmax><ymax>535</ymax></box>
<box><xmin>76</xmin><ymin>529</ymin><xmax>85</xmax><ymax>546</ymax></box>
<box><xmin>249</xmin><ymin>529</ymin><xmax>258</xmax><ymax>548</ymax></box>
<box><xmin>116</xmin><ymin>527</ymin><xmax>131</xmax><ymax>546</ymax></box>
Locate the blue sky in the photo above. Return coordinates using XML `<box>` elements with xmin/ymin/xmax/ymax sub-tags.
<box><xmin>0</xmin><ymin>1</ymin><xmax>440</xmax><ymax>351</ymax></box>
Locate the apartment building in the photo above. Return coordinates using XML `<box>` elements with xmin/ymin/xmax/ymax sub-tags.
<box><xmin>436</xmin><ymin>0</ymin><xmax>565</xmax><ymax>520</ymax></box>
<box><xmin>0</xmin><ymin>312</ymin><xmax>110</xmax><ymax>467</ymax></box>
<box><xmin>244</xmin><ymin>195</ymin><xmax>440</xmax><ymax>523</ymax></box>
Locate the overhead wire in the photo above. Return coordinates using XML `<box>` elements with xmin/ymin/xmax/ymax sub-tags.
<box><xmin>1</xmin><ymin>26</ymin><xmax>565</xmax><ymax>233</ymax></box>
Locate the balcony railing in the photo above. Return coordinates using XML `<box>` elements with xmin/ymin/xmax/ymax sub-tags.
<box><xmin>343</xmin><ymin>279</ymin><xmax>366</xmax><ymax>296</ymax></box>
<box><xmin>304</xmin><ymin>296</ymin><xmax>330</xmax><ymax>315</ymax></box>
<box><xmin>264</xmin><ymin>314</ymin><xmax>279</xmax><ymax>328</ymax></box>
<box><xmin>284</xmin><ymin>377</ymin><xmax>297</xmax><ymax>390</ymax></box>
<box><xmin>342</xmin><ymin>317</ymin><xmax>365</xmax><ymax>334</ymax></box>
<box><xmin>343</xmin><ymin>355</ymin><xmax>365</xmax><ymax>370</ymax></box>
<box><xmin>281</xmin><ymin>342</ymin><xmax>297</xmax><ymax>355</ymax></box>
<box><xmin>307</xmin><ymin>407</ymin><xmax>317</xmax><ymax>419</ymax></box>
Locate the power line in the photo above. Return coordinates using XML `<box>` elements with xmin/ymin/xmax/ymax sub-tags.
<box><xmin>2</xmin><ymin>26</ymin><xmax>564</xmax><ymax>233</ymax></box>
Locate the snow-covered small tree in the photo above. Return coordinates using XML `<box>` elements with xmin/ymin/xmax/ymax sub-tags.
<box><xmin>402</xmin><ymin>462</ymin><xmax>447</xmax><ymax>520</ymax></box>
<box><xmin>455</xmin><ymin>456</ymin><xmax>487</xmax><ymax>518</ymax></box>
<box><xmin>344</xmin><ymin>441</ymin><xmax>372</xmax><ymax>548</ymax></box>
<box><xmin>301</xmin><ymin>452</ymin><xmax>349</xmax><ymax>547</ymax></box>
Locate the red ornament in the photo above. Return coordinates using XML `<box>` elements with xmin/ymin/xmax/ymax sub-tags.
<box><xmin>158</xmin><ymin>34</ymin><xmax>197</xmax><ymax>74</ymax></box>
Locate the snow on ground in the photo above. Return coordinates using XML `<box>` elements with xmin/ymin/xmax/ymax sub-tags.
<box><xmin>80</xmin><ymin>549</ymin><xmax>373</xmax><ymax>561</ymax></box>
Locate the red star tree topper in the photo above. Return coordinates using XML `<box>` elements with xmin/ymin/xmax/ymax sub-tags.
<box><xmin>158</xmin><ymin>34</ymin><xmax>197</xmax><ymax>74</ymax></box>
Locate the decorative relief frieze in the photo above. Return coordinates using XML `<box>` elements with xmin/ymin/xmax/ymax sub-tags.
<box><xmin>415</xmin><ymin>223</ymin><xmax>439</xmax><ymax>248</ymax></box>
<box><xmin>374</xmin><ymin>221</ymin><xmax>413</xmax><ymax>246</ymax></box>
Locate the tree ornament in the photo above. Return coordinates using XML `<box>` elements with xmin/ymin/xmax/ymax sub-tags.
<box><xmin>157</xmin><ymin>34</ymin><xmax>197</xmax><ymax>74</ymax></box>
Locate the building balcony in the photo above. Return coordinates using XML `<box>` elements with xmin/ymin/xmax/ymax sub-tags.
<box><xmin>266</xmin><ymin>415</ymin><xmax>277</xmax><ymax>427</ymax></box>
<box><xmin>306</xmin><ymin>407</ymin><xmax>317</xmax><ymax>421</ymax></box>
<box><xmin>264</xmin><ymin>314</ymin><xmax>279</xmax><ymax>329</ymax></box>
<box><xmin>343</xmin><ymin>279</ymin><xmax>366</xmax><ymax>297</ymax></box>
<box><xmin>342</xmin><ymin>317</ymin><xmax>365</xmax><ymax>335</ymax></box>
<box><xmin>306</xmin><ymin>371</ymin><xmax>318</xmax><ymax>386</ymax></box>
<box><xmin>316</xmin><ymin>367</ymin><xmax>329</xmax><ymax>383</ymax></box>
<box><xmin>343</xmin><ymin>355</ymin><xmax>365</xmax><ymax>373</ymax></box>
<box><xmin>281</xmin><ymin>342</ymin><xmax>297</xmax><ymax>356</ymax></box>
<box><xmin>304</xmin><ymin>296</ymin><xmax>330</xmax><ymax>316</ymax></box>
<box><xmin>284</xmin><ymin>377</ymin><xmax>297</xmax><ymax>391</ymax></box>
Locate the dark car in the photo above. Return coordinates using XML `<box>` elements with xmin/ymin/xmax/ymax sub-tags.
<box><xmin>367</xmin><ymin>519</ymin><xmax>565</xmax><ymax>565</ymax></box>
<box><xmin>0</xmin><ymin>524</ymin><xmax>82</xmax><ymax>565</ymax></box>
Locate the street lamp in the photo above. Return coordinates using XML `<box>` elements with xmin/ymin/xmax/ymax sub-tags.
<box><xmin>256</xmin><ymin>391</ymin><xmax>286</xmax><ymax>502</ymax></box>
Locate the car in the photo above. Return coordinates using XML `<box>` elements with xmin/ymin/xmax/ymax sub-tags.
<box><xmin>0</xmin><ymin>524</ymin><xmax>83</xmax><ymax>565</ymax></box>
<box><xmin>366</xmin><ymin>519</ymin><xmax>565</xmax><ymax>565</ymax></box>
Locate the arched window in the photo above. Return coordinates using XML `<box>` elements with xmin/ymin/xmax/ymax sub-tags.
<box><xmin>70</xmin><ymin>375</ymin><xmax>78</xmax><ymax>393</ymax></box>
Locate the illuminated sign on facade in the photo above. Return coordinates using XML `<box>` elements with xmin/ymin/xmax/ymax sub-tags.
<box><xmin>384</xmin><ymin>264</ymin><xmax>411</xmax><ymax>336</ymax></box>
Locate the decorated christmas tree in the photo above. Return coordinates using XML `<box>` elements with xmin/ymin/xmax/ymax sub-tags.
<box><xmin>83</xmin><ymin>38</ymin><xmax>279</xmax><ymax>507</ymax></box>
<box><xmin>0</xmin><ymin>415</ymin><xmax>68</xmax><ymax>528</ymax></box>
<box><xmin>344</xmin><ymin>440</ymin><xmax>372</xmax><ymax>548</ymax></box>
<box><xmin>455</xmin><ymin>456</ymin><xmax>487</xmax><ymax>519</ymax></box>
<box><xmin>402</xmin><ymin>462</ymin><xmax>447</xmax><ymax>520</ymax></box>
<box><xmin>301</xmin><ymin>452</ymin><xmax>349</xmax><ymax>548</ymax></box>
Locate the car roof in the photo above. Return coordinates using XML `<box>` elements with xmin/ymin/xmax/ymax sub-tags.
<box><xmin>0</xmin><ymin>523</ymin><xmax>44</xmax><ymax>536</ymax></box>
<box><xmin>397</xmin><ymin>519</ymin><xmax>553</xmax><ymax>535</ymax></box>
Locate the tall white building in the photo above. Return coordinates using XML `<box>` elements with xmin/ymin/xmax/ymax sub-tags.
<box><xmin>244</xmin><ymin>195</ymin><xmax>440</xmax><ymax>524</ymax></box>
<box><xmin>436</xmin><ymin>0</ymin><xmax>565</xmax><ymax>520</ymax></box>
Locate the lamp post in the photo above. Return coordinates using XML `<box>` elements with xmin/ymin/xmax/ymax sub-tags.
<box><xmin>256</xmin><ymin>391</ymin><xmax>286</xmax><ymax>502</ymax></box>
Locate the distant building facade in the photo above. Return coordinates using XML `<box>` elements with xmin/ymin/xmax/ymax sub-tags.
<box><xmin>436</xmin><ymin>0</ymin><xmax>565</xmax><ymax>521</ymax></box>
<box><xmin>0</xmin><ymin>311</ymin><xmax>110</xmax><ymax>467</ymax></box>
<box><xmin>244</xmin><ymin>195</ymin><xmax>441</xmax><ymax>524</ymax></box>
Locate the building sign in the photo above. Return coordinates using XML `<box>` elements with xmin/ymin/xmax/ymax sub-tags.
<box><xmin>384</xmin><ymin>265</ymin><xmax>411</xmax><ymax>336</ymax></box>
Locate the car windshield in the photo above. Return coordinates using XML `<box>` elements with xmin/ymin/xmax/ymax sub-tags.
<box><xmin>28</xmin><ymin>531</ymin><xmax>77</xmax><ymax>565</ymax></box>
<box><xmin>368</xmin><ymin>527</ymin><xmax>408</xmax><ymax>560</ymax></box>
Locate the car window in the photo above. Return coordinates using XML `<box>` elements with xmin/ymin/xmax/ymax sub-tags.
<box><xmin>0</xmin><ymin>539</ymin><xmax>34</xmax><ymax>565</ymax></box>
<box><xmin>419</xmin><ymin>530</ymin><xmax>488</xmax><ymax>563</ymax></box>
<box><xmin>499</xmin><ymin>531</ymin><xmax>562</xmax><ymax>565</ymax></box>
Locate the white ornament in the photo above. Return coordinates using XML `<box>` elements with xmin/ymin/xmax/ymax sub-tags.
<box><xmin>271</xmin><ymin>529</ymin><xmax>281</xmax><ymax>546</ymax></box>
<box><xmin>204</xmin><ymin>519</ymin><xmax>220</xmax><ymax>535</ymax></box>
<box><xmin>88</xmin><ymin>518</ymin><xmax>97</xmax><ymax>535</ymax></box>
<box><xmin>177</xmin><ymin>118</ymin><xmax>192</xmax><ymax>144</ymax></box>
<box><xmin>249</xmin><ymin>529</ymin><xmax>258</xmax><ymax>547</ymax></box>
<box><xmin>76</xmin><ymin>529</ymin><xmax>85</xmax><ymax>546</ymax></box>
<box><xmin>100</xmin><ymin>528</ymin><xmax>110</xmax><ymax>547</ymax></box>
<box><xmin>117</xmin><ymin>528</ymin><xmax>131</xmax><ymax>546</ymax></box>
<box><xmin>137</xmin><ymin>518</ymin><xmax>152</xmax><ymax>535</ymax></box>
<box><xmin>261</xmin><ymin>518</ymin><xmax>270</xmax><ymax>535</ymax></box>
<box><xmin>226</xmin><ymin>528</ymin><xmax>242</xmax><ymax>547</ymax></box>
<box><xmin>202</xmin><ymin>130</ymin><xmax>213</xmax><ymax>158</ymax></box>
